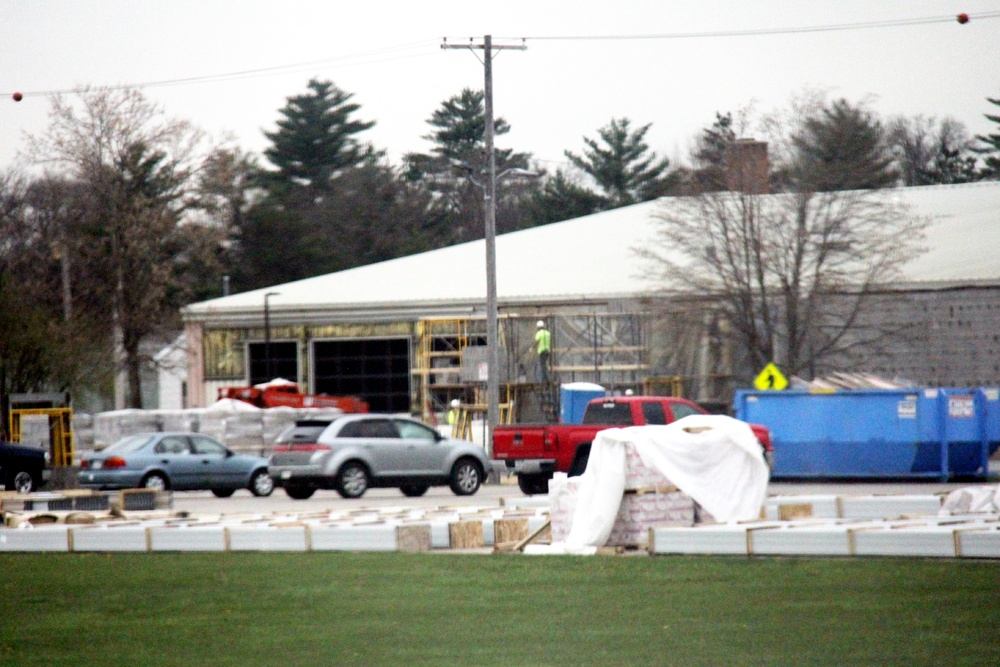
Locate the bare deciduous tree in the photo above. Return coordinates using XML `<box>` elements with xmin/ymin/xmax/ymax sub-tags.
<box><xmin>25</xmin><ymin>87</ymin><xmax>204</xmax><ymax>408</ymax></box>
<box><xmin>637</xmin><ymin>188</ymin><xmax>928</xmax><ymax>381</ymax></box>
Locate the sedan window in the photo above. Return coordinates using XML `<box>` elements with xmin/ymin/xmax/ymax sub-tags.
<box><xmin>395</xmin><ymin>420</ymin><xmax>437</xmax><ymax>441</ymax></box>
<box><xmin>155</xmin><ymin>437</ymin><xmax>190</xmax><ymax>455</ymax></box>
<box><xmin>106</xmin><ymin>434</ymin><xmax>156</xmax><ymax>453</ymax></box>
<box><xmin>190</xmin><ymin>436</ymin><xmax>228</xmax><ymax>455</ymax></box>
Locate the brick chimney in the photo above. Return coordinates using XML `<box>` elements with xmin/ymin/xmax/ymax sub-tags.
<box><xmin>724</xmin><ymin>139</ymin><xmax>769</xmax><ymax>194</ymax></box>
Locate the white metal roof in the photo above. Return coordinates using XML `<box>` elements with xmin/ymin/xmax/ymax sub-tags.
<box><xmin>182</xmin><ymin>181</ymin><xmax>1000</xmax><ymax>323</ymax></box>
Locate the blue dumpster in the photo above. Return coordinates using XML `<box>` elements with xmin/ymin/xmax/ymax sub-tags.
<box><xmin>734</xmin><ymin>387</ymin><xmax>1000</xmax><ymax>481</ymax></box>
<box><xmin>560</xmin><ymin>383</ymin><xmax>606</xmax><ymax>424</ymax></box>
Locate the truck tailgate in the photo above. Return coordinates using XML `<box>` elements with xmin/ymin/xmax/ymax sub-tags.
<box><xmin>493</xmin><ymin>426</ymin><xmax>549</xmax><ymax>460</ymax></box>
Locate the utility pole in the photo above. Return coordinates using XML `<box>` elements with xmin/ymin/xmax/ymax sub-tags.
<box><xmin>442</xmin><ymin>35</ymin><xmax>526</xmax><ymax>459</ymax></box>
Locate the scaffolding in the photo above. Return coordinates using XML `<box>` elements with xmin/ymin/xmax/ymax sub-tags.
<box><xmin>9</xmin><ymin>408</ymin><xmax>75</xmax><ymax>467</ymax></box>
<box><xmin>414</xmin><ymin>318</ymin><xmax>479</xmax><ymax>423</ymax></box>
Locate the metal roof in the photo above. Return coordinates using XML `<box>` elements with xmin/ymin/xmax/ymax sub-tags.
<box><xmin>182</xmin><ymin>181</ymin><xmax>1000</xmax><ymax>324</ymax></box>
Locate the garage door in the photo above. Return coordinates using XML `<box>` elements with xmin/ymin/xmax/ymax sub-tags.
<box><xmin>313</xmin><ymin>338</ymin><xmax>411</xmax><ymax>413</ymax></box>
<box><xmin>248</xmin><ymin>341</ymin><xmax>298</xmax><ymax>386</ymax></box>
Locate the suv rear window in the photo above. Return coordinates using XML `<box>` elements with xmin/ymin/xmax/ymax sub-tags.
<box><xmin>275</xmin><ymin>421</ymin><xmax>333</xmax><ymax>444</ymax></box>
<box><xmin>582</xmin><ymin>402</ymin><xmax>633</xmax><ymax>425</ymax></box>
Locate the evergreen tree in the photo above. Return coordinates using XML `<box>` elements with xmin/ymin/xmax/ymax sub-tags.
<box><xmin>888</xmin><ymin>116</ymin><xmax>978</xmax><ymax>186</ymax></box>
<box><xmin>523</xmin><ymin>170</ymin><xmax>607</xmax><ymax>225</ymax></box>
<box><xmin>261</xmin><ymin>79</ymin><xmax>375</xmax><ymax>205</ymax></box>
<box><xmin>976</xmin><ymin>97</ymin><xmax>1000</xmax><ymax>179</ymax></box>
<box><xmin>565</xmin><ymin>117</ymin><xmax>672</xmax><ymax>208</ymax></box>
<box><xmin>791</xmin><ymin>99</ymin><xmax>897</xmax><ymax>191</ymax></box>
<box><xmin>403</xmin><ymin>89</ymin><xmax>533</xmax><ymax>243</ymax></box>
<box><xmin>691</xmin><ymin>112</ymin><xmax>737</xmax><ymax>192</ymax></box>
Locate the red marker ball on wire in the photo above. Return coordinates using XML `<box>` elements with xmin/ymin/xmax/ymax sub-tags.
<box><xmin>957</xmin><ymin>13</ymin><xmax>969</xmax><ymax>24</ymax></box>
<box><xmin>12</xmin><ymin>92</ymin><xmax>23</xmax><ymax>102</ymax></box>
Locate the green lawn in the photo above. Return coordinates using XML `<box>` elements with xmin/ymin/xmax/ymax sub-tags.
<box><xmin>2</xmin><ymin>552</ymin><xmax>998</xmax><ymax>666</ymax></box>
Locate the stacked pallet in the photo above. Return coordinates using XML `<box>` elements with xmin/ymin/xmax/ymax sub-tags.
<box><xmin>650</xmin><ymin>515</ymin><xmax>1000</xmax><ymax>558</ymax></box>
<box><xmin>0</xmin><ymin>503</ymin><xmax>549</xmax><ymax>554</ymax></box>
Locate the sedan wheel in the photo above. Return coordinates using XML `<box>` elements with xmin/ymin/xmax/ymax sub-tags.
<box><xmin>141</xmin><ymin>472</ymin><xmax>168</xmax><ymax>491</ymax></box>
<box><xmin>249</xmin><ymin>469</ymin><xmax>274</xmax><ymax>497</ymax></box>
<box><xmin>12</xmin><ymin>470</ymin><xmax>36</xmax><ymax>494</ymax></box>
<box><xmin>336</xmin><ymin>462</ymin><xmax>369</xmax><ymax>499</ymax></box>
<box><xmin>449</xmin><ymin>459</ymin><xmax>482</xmax><ymax>496</ymax></box>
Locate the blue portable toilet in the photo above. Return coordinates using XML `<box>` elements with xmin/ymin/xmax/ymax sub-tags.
<box><xmin>560</xmin><ymin>383</ymin><xmax>606</xmax><ymax>424</ymax></box>
<box><xmin>734</xmin><ymin>387</ymin><xmax>999</xmax><ymax>481</ymax></box>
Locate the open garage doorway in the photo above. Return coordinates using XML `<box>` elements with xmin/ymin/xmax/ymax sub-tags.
<box><xmin>313</xmin><ymin>338</ymin><xmax>410</xmax><ymax>413</ymax></box>
<box><xmin>248</xmin><ymin>341</ymin><xmax>298</xmax><ymax>386</ymax></box>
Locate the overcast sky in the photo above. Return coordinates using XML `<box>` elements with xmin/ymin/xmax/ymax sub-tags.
<box><xmin>2</xmin><ymin>1</ymin><xmax>998</xmax><ymax>175</ymax></box>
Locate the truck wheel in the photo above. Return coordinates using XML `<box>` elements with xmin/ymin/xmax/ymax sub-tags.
<box><xmin>449</xmin><ymin>458</ymin><xmax>482</xmax><ymax>496</ymax></box>
<box><xmin>569</xmin><ymin>445</ymin><xmax>591</xmax><ymax>477</ymax></box>
<box><xmin>517</xmin><ymin>473</ymin><xmax>550</xmax><ymax>495</ymax></box>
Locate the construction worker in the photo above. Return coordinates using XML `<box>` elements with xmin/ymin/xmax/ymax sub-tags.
<box><xmin>446</xmin><ymin>399</ymin><xmax>461</xmax><ymax>426</ymax></box>
<box><xmin>534</xmin><ymin>320</ymin><xmax>551</xmax><ymax>384</ymax></box>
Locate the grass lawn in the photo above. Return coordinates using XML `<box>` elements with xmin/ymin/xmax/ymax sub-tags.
<box><xmin>1</xmin><ymin>552</ymin><xmax>998</xmax><ymax>666</ymax></box>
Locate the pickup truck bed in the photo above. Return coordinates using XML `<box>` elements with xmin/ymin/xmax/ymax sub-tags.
<box><xmin>493</xmin><ymin>395</ymin><xmax>772</xmax><ymax>494</ymax></box>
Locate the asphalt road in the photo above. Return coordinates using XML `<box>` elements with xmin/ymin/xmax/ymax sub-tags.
<box><xmin>168</xmin><ymin>473</ymin><xmax>996</xmax><ymax>516</ymax></box>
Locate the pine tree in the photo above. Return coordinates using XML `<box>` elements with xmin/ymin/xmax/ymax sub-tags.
<box><xmin>792</xmin><ymin>99</ymin><xmax>897</xmax><ymax>191</ymax></box>
<box><xmin>565</xmin><ymin>117</ymin><xmax>672</xmax><ymax>208</ymax></box>
<box><xmin>976</xmin><ymin>97</ymin><xmax>1000</xmax><ymax>179</ymax></box>
<box><xmin>403</xmin><ymin>89</ymin><xmax>532</xmax><ymax>243</ymax></box>
<box><xmin>262</xmin><ymin>79</ymin><xmax>375</xmax><ymax>205</ymax></box>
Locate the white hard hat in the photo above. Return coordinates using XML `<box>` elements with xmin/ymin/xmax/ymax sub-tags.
<box><xmin>450</xmin><ymin>399</ymin><xmax>460</xmax><ymax>408</ymax></box>
<box><xmin>536</xmin><ymin>320</ymin><xmax>545</xmax><ymax>328</ymax></box>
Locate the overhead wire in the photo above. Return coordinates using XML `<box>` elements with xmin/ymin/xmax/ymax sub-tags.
<box><xmin>3</xmin><ymin>39</ymin><xmax>442</xmax><ymax>98</ymax></box>
<box><xmin>6</xmin><ymin>12</ymin><xmax>998</xmax><ymax>99</ymax></box>
<box><xmin>505</xmin><ymin>11</ymin><xmax>1000</xmax><ymax>41</ymax></box>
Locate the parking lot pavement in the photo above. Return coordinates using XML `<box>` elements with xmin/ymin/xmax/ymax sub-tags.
<box><xmin>164</xmin><ymin>472</ymin><xmax>996</xmax><ymax>516</ymax></box>
<box><xmin>169</xmin><ymin>479</ymin><xmax>524</xmax><ymax>515</ymax></box>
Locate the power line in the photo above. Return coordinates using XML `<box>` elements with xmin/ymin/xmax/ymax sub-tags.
<box><xmin>7</xmin><ymin>11</ymin><xmax>996</xmax><ymax>99</ymax></box>
<box><xmin>3</xmin><ymin>40</ymin><xmax>441</xmax><ymax>98</ymax></box>
<box><xmin>504</xmin><ymin>11</ymin><xmax>1000</xmax><ymax>41</ymax></box>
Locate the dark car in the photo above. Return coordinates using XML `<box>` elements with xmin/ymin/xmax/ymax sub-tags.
<box><xmin>0</xmin><ymin>440</ymin><xmax>48</xmax><ymax>493</ymax></box>
<box><xmin>79</xmin><ymin>432</ymin><xmax>273</xmax><ymax>497</ymax></box>
<box><xmin>269</xmin><ymin>414</ymin><xmax>490</xmax><ymax>499</ymax></box>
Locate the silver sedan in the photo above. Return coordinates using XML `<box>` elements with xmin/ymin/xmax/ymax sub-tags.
<box><xmin>269</xmin><ymin>414</ymin><xmax>490</xmax><ymax>499</ymax></box>
<box><xmin>79</xmin><ymin>432</ymin><xmax>274</xmax><ymax>497</ymax></box>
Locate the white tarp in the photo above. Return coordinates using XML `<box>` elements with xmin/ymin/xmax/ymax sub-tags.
<box><xmin>940</xmin><ymin>485</ymin><xmax>1000</xmax><ymax>514</ymax></box>
<box><xmin>532</xmin><ymin>414</ymin><xmax>770</xmax><ymax>555</ymax></box>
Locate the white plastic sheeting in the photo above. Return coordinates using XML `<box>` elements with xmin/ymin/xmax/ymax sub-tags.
<box><xmin>533</xmin><ymin>415</ymin><xmax>770</xmax><ymax>555</ymax></box>
<box><xmin>940</xmin><ymin>485</ymin><xmax>1000</xmax><ymax>515</ymax></box>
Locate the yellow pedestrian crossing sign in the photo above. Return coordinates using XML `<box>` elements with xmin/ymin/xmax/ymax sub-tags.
<box><xmin>754</xmin><ymin>362</ymin><xmax>788</xmax><ymax>390</ymax></box>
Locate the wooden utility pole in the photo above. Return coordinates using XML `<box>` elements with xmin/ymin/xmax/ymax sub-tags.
<box><xmin>442</xmin><ymin>35</ymin><xmax>526</xmax><ymax>457</ymax></box>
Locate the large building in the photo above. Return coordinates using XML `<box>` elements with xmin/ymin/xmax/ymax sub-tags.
<box><xmin>181</xmin><ymin>181</ymin><xmax>1000</xmax><ymax>420</ymax></box>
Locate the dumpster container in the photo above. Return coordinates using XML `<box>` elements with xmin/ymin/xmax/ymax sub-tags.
<box><xmin>559</xmin><ymin>383</ymin><xmax>606</xmax><ymax>424</ymax></box>
<box><xmin>734</xmin><ymin>387</ymin><xmax>999</xmax><ymax>481</ymax></box>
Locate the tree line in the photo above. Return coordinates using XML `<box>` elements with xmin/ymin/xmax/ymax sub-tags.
<box><xmin>1</xmin><ymin>79</ymin><xmax>999</xmax><ymax>413</ymax></box>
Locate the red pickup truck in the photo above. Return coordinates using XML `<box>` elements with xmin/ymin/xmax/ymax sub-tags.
<box><xmin>493</xmin><ymin>395</ymin><xmax>773</xmax><ymax>495</ymax></box>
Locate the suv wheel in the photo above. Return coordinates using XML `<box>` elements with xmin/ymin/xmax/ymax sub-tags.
<box><xmin>449</xmin><ymin>459</ymin><xmax>482</xmax><ymax>496</ymax></box>
<box><xmin>284</xmin><ymin>484</ymin><xmax>316</xmax><ymax>500</ymax></box>
<box><xmin>336</xmin><ymin>462</ymin><xmax>369</xmax><ymax>499</ymax></box>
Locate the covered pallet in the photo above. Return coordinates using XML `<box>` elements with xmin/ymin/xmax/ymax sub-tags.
<box><xmin>532</xmin><ymin>415</ymin><xmax>769</xmax><ymax>554</ymax></box>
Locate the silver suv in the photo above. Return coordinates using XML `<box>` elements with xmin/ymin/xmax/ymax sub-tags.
<box><xmin>269</xmin><ymin>414</ymin><xmax>490</xmax><ymax>499</ymax></box>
